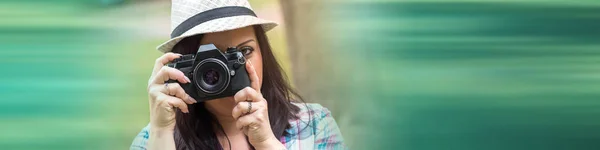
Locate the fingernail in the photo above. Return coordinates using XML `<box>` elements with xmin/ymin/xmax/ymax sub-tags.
<box><xmin>189</xmin><ymin>97</ymin><xmax>197</xmax><ymax>103</ymax></box>
<box><xmin>184</xmin><ymin>76</ymin><xmax>191</xmax><ymax>83</ymax></box>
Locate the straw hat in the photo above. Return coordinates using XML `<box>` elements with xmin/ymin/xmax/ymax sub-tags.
<box><xmin>157</xmin><ymin>0</ymin><xmax>278</xmax><ymax>52</ymax></box>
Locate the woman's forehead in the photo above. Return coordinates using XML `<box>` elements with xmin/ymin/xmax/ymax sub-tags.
<box><xmin>200</xmin><ymin>26</ymin><xmax>256</xmax><ymax>48</ymax></box>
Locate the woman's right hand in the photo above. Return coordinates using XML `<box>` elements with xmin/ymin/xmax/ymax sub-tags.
<box><xmin>147</xmin><ymin>52</ymin><xmax>197</xmax><ymax>131</ymax></box>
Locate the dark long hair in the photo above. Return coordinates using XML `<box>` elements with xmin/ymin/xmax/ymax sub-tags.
<box><xmin>170</xmin><ymin>25</ymin><xmax>302</xmax><ymax>150</ymax></box>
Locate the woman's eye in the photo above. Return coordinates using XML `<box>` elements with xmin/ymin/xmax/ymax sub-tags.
<box><xmin>239</xmin><ymin>46</ymin><xmax>254</xmax><ymax>56</ymax></box>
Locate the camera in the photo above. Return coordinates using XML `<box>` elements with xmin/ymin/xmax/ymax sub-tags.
<box><xmin>166</xmin><ymin>44</ymin><xmax>250</xmax><ymax>102</ymax></box>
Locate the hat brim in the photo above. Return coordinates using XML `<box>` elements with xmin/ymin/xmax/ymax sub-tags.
<box><xmin>157</xmin><ymin>16</ymin><xmax>277</xmax><ymax>53</ymax></box>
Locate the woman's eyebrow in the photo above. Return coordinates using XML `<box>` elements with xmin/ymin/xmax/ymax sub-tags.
<box><xmin>236</xmin><ymin>39</ymin><xmax>255</xmax><ymax>47</ymax></box>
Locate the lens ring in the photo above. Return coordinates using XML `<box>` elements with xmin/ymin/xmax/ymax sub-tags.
<box><xmin>193</xmin><ymin>58</ymin><xmax>230</xmax><ymax>95</ymax></box>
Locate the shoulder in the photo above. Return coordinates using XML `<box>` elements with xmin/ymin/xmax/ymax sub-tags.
<box><xmin>285</xmin><ymin>103</ymin><xmax>329</xmax><ymax>136</ymax></box>
<box><xmin>289</xmin><ymin>102</ymin><xmax>333</xmax><ymax>126</ymax></box>
<box><xmin>130</xmin><ymin>124</ymin><xmax>150</xmax><ymax>150</ymax></box>
<box><xmin>282</xmin><ymin>103</ymin><xmax>346</xmax><ymax>149</ymax></box>
<box><xmin>293</xmin><ymin>103</ymin><xmax>331</xmax><ymax>119</ymax></box>
<box><xmin>289</xmin><ymin>103</ymin><xmax>334</xmax><ymax>131</ymax></box>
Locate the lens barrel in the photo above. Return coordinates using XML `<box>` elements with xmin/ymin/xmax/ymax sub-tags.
<box><xmin>193</xmin><ymin>58</ymin><xmax>230</xmax><ymax>95</ymax></box>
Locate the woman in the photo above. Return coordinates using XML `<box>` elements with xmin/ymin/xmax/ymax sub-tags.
<box><xmin>130</xmin><ymin>0</ymin><xmax>346</xmax><ymax>150</ymax></box>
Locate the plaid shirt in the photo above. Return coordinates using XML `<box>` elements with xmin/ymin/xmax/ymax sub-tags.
<box><xmin>130</xmin><ymin>103</ymin><xmax>347</xmax><ymax>150</ymax></box>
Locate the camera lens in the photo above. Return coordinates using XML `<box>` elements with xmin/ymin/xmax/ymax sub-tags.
<box><xmin>203</xmin><ymin>69</ymin><xmax>220</xmax><ymax>85</ymax></box>
<box><xmin>193</xmin><ymin>58</ymin><xmax>230</xmax><ymax>95</ymax></box>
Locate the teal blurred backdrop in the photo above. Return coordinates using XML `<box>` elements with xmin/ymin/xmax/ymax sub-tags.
<box><xmin>2</xmin><ymin>0</ymin><xmax>600</xmax><ymax>150</ymax></box>
<box><xmin>0</xmin><ymin>0</ymin><xmax>163</xmax><ymax>149</ymax></box>
<box><xmin>322</xmin><ymin>0</ymin><xmax>600</xmax><ymax>149</ymax></box>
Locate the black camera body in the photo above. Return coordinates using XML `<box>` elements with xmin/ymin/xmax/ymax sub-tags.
<box><xmin>167</xmin><ymin>44</ymin><xmax>250</xmax><ymax>102</ymax></box>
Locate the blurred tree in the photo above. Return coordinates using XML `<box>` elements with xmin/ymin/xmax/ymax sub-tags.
<box><xmin>279</xmin><ymin>0</ymin><xmax>339</xmax><ymax>111</ymax></box>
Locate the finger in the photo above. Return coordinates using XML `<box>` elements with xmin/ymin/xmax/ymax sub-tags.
<box><xmin>232</xmin><ymin>101</ymin><xmax>262</xmax><ymax>120</ymax></box>
<box><xmin>246</xmin><ymin>60</ymin><xmax>261</xmax><ymax>92</ymax></box>
<box><xmin>161</xmin><ymin>83</ymin><xmax>197</xmax><ymax>104</ymax></box>
<box><xmin>235</xmin><ymin>112</ymin><xmax>263</xmax><ymax>131</ymax></box>
<box><xmin>233</xmin><ymin>87</ymin><xmax>261</xmax><ymax>103</ymax></box>
<box><xmin>152</xmin><ymin>52</ymin><xmax>182</xmax><ymax>76</ymax></box>
<box><xmin>152</xmin><ymin>66</ymin><xmax>191</xmax><ymax>84</ymax></box>
<box><xmin>156</xmin><ymin>93</ymin><xmax>189</xmax><ymax>113</ymax></box>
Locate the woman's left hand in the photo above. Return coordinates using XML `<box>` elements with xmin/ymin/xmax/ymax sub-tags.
<box><xmin>232</xmin><ymin>60</ymin><xmax>286</xmax><ymax>150</ymax></box>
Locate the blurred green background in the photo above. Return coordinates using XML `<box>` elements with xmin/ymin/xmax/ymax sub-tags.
<box><xmin>2</xmin><ymin>0</ymin><xmax>600</xmax><ymax>150</ymax></box>
<box><xmin>322</xmin><ymin>0</ymin><xmax>600</xmax><ymax>149</ymax></box>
